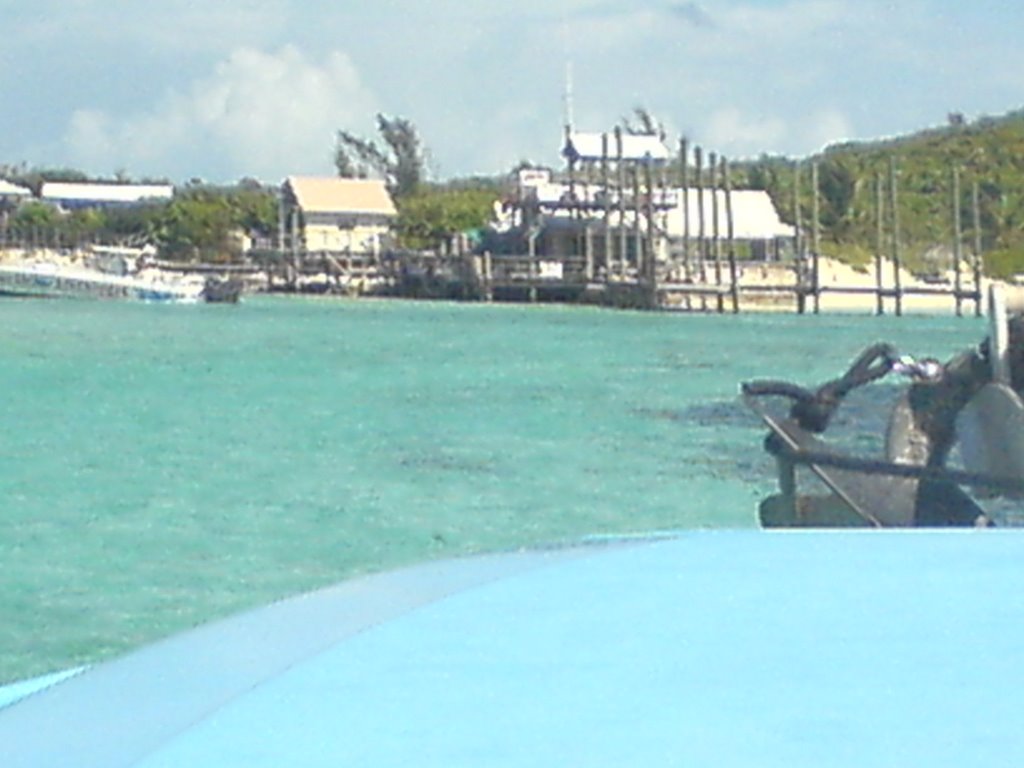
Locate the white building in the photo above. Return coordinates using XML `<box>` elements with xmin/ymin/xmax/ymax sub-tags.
<box><xmin>665</xmin><ymin>188</ymin><xmax>795</xmax><ymax>241</ymax></box>
<box><xmin>0</xmin><ymin>180</ymin><xmax>32</xmax><ymax>202</ymax></box>
<box><xmin>281</xmin><ymin>177</ymin><xmax>397</xmax><ymax>254</ymax></box>
<box><xmin>40</xmin><ymin>182</ymin><xmax>174</xmax><ymax>209</ymax></box>
<box><xmin>504</xmin><ymin>173</ymin><xmax>793</xmax><ymax>251</ymax></box>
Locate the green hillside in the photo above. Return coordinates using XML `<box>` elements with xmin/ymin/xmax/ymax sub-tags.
<box><xmin>734</xmin><ymin>109</ymin><xmax>1024</xmax><ymax>278</ymax></box>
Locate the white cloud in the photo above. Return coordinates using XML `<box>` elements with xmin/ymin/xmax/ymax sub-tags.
<box><xmin>801</xmin><ymin>108</ymin><xmax>854</xmax><ymax>152</ymax></box>
<box><xmin>13</xmin><ymin>0</ymin><xmax>288</xmax><ymax>55</ymax></box>
<box><xmin>704</xmin><ymin>108</ymin><xmax>788</xmax><ymax>155</ymax></box>
<box><xmin>721</xmin><ymin>0</ymin><xmax>859</xmax><ymax>41</ymax></box>
<box><xmin>701</xmin><ymin>106</ymin><xmax>852</xmax><ymax>158</ymax></box>
<box><xmin>64</xmin><ymin>46</ymin><xmax>378</xmax><ymax>182</ymax></box>
<box><xmin>6</xmin><ymin>1</ymin><xmax>1024</xmax><ymax>180</ymax></box>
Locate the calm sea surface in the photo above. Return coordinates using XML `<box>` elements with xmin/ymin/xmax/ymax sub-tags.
<box><xmin>0</xmin><ymin>297</ymin><xmax>986</xmax><ymax>682</ymax></box>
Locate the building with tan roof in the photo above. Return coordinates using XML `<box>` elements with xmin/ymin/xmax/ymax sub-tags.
<box><xmin>282</xmin><ymin>176</ymin><xmax>397</xmax><ymax>255</ymax></box>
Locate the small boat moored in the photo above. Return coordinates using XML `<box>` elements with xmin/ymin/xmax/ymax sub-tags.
<box><xmin>0</xmin><ymin>249</ymin><xmax>212</xmax><ymax>304</ymax></box>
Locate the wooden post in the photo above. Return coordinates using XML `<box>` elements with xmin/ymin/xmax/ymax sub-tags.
<box><xmin>601</xmin><ymin>133</ymin><xmax>611</xmax><ymax>279</ymax></box>
<box><xmin>644</xmin><ymin>159</ymin><xmax>657</xmax><ymax>298</ymax></box>
<box><xmin>483</xmin><ymin>251</ymin><xmax>493</xmax><ymax>301</ymax></box>
<box><xmin>680</xmin><ymin>139</ymin><xmax>690</xmax><ymax>281</ymax></box>
<box><xmin>680</xmin><ymin>139</ymin><xmax>691</xmax><ymax>310</ymax></box>
<box><xmin>528</xmin><ymin>225</ymin><xmax>538</xmax><ymax>303</ymax></box>
<box><xmin>585</xmin><ymin>224</ymin><xmax>594</xmax><ymax>282</ymax></box>
<box><xmin>632</xmin><ymin>164</ymin><xmax>642</xmax><ymax>280</ymax></box>
<box><xmin>289</xmin><ymin>208</ymin><xmax>300</xmax><ymax>291</ymax></box>
<box><xmin>972</xmin><ymin>181</ymin><xmax>983</xmax><ymax>317</ymax></box>
<box><xmin>811</xmin><ymin>160</ymin><xmax>821</xmax><ymax>314</ymax></box>
<box><xmin>952</xmin><ymin>165</ymin><xmax>963</xmax><ymax>317</ymax></box>
<box><xmin>793</xmin><ymin>161</ymin><xmax>805</xmax><ymax>314</ymax></box>
<box><xmin>710</xmin><ymin>151</ymin><xmax>723</xmax><ymax>313</ymax></box>
<box><xmin>724</xmin><ymin>156</ymin><xmax>740</xmax><ymax>314</ymax></box>
<box><xmin>695</xmin><ymin>145</ymin><xmax>706</xmax><ymax>285</ymax></box>
<box><xmin>616</xmin><ymin>127</ymin><xmax>626</xmax><ymax>279</ymax></box>
<box><xmin>875</xmin><ymin>172</ymin><xmax>885</xmax><ymax>315</ymax></box>
<box><xmin>889</xmin><ymin>156</ymin><xmax>903</xmax><ymax>317</ymax></box>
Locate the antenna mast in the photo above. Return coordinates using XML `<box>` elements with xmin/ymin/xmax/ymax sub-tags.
<box><xmin>563</xmin><ymin>60</ymin><xmax>575</xmax><ymax>131</ymax></box>
<box><xmin>561</xmin><ymin>14</ymin><xmax>574</xmax><ymax>132</ymax></box>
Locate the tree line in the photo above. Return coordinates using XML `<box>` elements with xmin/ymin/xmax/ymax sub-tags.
<box><xmin>728</xmin><ymin>110</ymin><xmax>1024</xmax><ymax>278</ymax></box>
<box><xmin>0</xmin><ymin>174</ymin><xmax>279</xmax><ymax>263</ymax></box>
<box><xmin>0</xmin><ymin>119</ymin><xmax>504</xmax><ymax>261</ymax></box>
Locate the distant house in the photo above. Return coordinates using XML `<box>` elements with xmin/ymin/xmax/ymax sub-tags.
<box><xmin>502</xmin><ymin>172</ymin><xmax>793</xmax><ymax>260</ymax></box>
<box><xmin>0</xmin><ymin>179</ymin><xmax>32</xmax><ymax>203</ymax></box>
<box><xmin>40</xmin><ymin>182</ymin><xmax>174</xmax><ymax>210</ymax></box>
<box><xmin>665</xmin><ymin>188</ymin><xmax>794</xmax><ymax>241</ymax></box>
<box><xmin>281</xmin><ymin>177</ymin><xmax>397</xmax><ymax>255</ymax></box>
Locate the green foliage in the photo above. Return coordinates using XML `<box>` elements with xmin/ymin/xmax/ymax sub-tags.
<box><xmin>226</xmin><ymin>185</ymin><xmax>278</xmax><ymax>234</ymax></box>
<box><xmin>395</xmin><ymin>185</ymin><xmax>499</xmax><ymax>250</ymax></box>
<box><xmin>10</xmin><ymin>201</ymin><xmax>59</xmax><ymax>230</ymax></box>
<box><xmin>0</xmin><ymin>178</ymin><xmax>276</xmax><ymax>262</ymax></box>
<box><xmin>155</xmin><ymin>185</ymin><xmax>277</xmax><ymax>262</ymax></box>
<box><xmin>733</xmin><ymin>111</ymin><xmax>1024</xmax><ymax>271</ymax></box>
<box><xmin>983</xmin><ymin>247</ymin><xmax>1024</xmax><ymax>279</ymax></box>
<box><xmin>816</xmin><ymin>159</ymin><xmax>856</xmax><ymax>235</ymax></box>
<box><xmin>158</xmin><ymin>192</ymin><xmax>238</xmax><ymax>262</ymax></box>
<box><xmin>335</xmin><ymin>114</ymin><xmax>425</xmax><ymax>199</ymax></box>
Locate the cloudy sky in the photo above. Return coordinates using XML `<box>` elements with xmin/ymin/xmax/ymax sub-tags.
<box><xmin>1</xmin><ymin>1</ymin><xmax>1021</xmax><ymax>184</ymax></box>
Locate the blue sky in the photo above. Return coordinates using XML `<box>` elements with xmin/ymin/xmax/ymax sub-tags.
<box><xmin>1</xmin><ymin>0</ymin><xmax>1022</xmax><ymax>184</ymax></box>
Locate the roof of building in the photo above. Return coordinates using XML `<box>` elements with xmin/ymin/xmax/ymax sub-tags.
<box><xmin>667</xmin><ymin>188</ymin><xmax>795</xmax><ymax>240</ymax></box>
<box><xmin>563</xmin><ymin>131</ymin><xmax>671</xmax><ymax>163</ymax></box>
<box><xmin>40</xmin><ymin>183</ymin><xmax>173</xmax><ymax>204</ymax></box>
<box><xmin>285</xmin><ymin>177</ymin><xmax>397</xmax><ymax>217</ymax></box>
<box><xmin>0</xmin><ymin>180</ymin><xmax>33</xmax><ymax>198</ymax></box>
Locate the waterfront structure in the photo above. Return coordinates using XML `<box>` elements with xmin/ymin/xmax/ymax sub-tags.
<box><xmin>280</xmin><ymin>176</ymin><xmax>397</xmax><ymax>255</ymax></box>
<box><xmin>501</xmin><ymin>173</ymin><xmax>793</xmax><ymax>264</ymax></box>
<box><xmin>40</xmin><ymin>182</ymin><xmax>173</xmax><ymax>210</ymax></box>
<box><xmin>665</xmin><ymin>188</ymin><xmax>794</xmax><ymax>259</ymax></box>
<box><xmin>0</xmin><ymin>179</ymin><xmax>32</xmax><ymax>203</ymax></box>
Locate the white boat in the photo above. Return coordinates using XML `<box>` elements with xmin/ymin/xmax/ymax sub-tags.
<box><xmin>0</xmin><ymin>258</ymin><xmax>206</xmax><ymax>304</ymax></box>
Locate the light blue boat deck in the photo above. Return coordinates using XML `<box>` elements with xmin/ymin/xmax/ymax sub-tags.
<box><xmin>3</xmin><ymin>530</ymin><xmax>1023</xmax><ymax>767</ymax></box>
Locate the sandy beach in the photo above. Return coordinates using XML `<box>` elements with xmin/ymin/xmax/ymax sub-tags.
<box><xmin>729</xmin><ymin>257</ymin><xmax>995</xmax><ymax>315</ymax></box>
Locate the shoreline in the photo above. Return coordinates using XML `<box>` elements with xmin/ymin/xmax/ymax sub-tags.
<box><xmin>0</xmin><ymin>247</ymin><xmax>1002</xmax><ymax>315</ymax></box>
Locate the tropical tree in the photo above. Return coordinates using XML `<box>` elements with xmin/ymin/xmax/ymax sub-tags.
<box><xmin>816</xmin><ymin>159</ymin><xmax>856</xmax><ymax>238</ymax></box>
<box><xmin>394</xmin><ymin>185</ymin><xmax>498</xmax><ymax>251</ymax></box>
<box><xmin>620</xmin><ymin>106</ymin><xmax>667</xmax><ymax>140</ymax></box>
<box><xmin>8</xmin><ymin>201</ymin><xmax>60</xmax><ymax>240</ymax></box>
<box><xmin>157</xmin><ymin>191</ymin><xmax>238</xmax><ymax>262</ymax></box>
<box><xmin>335</xmin><ymin>114</ymin><xmax>426</xmax><ymax>199</ymax></box>
<box><xmin>152</xmin><ymin>184</ymin><xmax>277</xmax><ymax>262</ymax></box>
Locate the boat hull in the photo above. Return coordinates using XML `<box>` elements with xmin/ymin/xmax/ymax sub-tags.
<box><xmin>0</xmin><ymin>263</ymin><xmax>204</xmax><ymax>303</ymax></box>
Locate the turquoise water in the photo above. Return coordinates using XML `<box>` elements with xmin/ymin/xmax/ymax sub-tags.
<box><xmin>0</xmin><ymin>297</ymin><xmax>986</xmax><ymax>682</ymax></box>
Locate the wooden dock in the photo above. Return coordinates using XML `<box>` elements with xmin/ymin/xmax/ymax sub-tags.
<box><xmin>215</xmin><ymin>139</ymin><xmax>993</xmax><ymax>317</ymax></box>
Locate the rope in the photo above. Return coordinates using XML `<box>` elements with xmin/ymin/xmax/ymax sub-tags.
<box><xmin>742</xmin><ymin>342</ymin><xmax>898</xmax><ymax>433</ymax></box>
